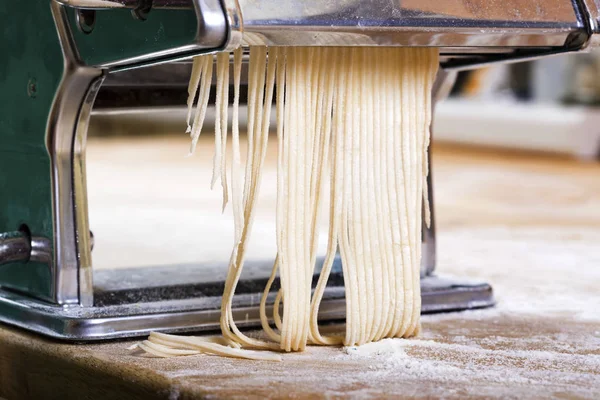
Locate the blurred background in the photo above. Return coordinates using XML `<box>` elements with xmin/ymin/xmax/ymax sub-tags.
<box><xmin>438</xmin><ymin>51</ymin><xmax>600</xmax><ymax>160</ymax></box>
<box><xmin>85</xmin><ymin>51</ymin><xmax>600</xmax><ymax>275</ymax></box>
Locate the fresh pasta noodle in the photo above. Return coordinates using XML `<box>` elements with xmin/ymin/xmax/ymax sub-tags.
<box><xmin>134</xmin><ymin>46</ymin><xmax>439</xmax><ymax>361</ymax></box>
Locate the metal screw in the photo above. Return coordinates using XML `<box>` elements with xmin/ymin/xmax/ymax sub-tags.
<box><xmin>76</xmin><ymin>9</ymin><xmax>96</xmax><ymax>35</ymax></box>
<box><xmin>27</xmin><ymin>78</ymin><xmax>37</xmax><ymax>98</ymax></box>
<box><xmin>132</xmin><ymin>0</ymin><xmax>153</xmax><ymax>21</ymax></box>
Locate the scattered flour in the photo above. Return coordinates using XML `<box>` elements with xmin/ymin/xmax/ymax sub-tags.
<box><xmin>133</xmin><ymin>226</ymin><xmax>600</xmax><ymax>399</ymax></box>
<box><xmin>437</xmin><ymin>226</ymin><xmax>600</xmax><ymax>322</ymax></box>
<box><xmin>344</xmin><ymin>338</ymin><xmax>407</xmax><ymax>357</ymax></box>
<box><xmin>153</xmin><ymin>333</ymin><xmax>600</xmax><ymax>399</ymax></box>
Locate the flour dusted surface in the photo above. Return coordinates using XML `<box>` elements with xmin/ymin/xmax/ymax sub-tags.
<box><xmin>102</xmin><ymin>224</ymin><xmax>600</xmax><ymax>399</ymax></box>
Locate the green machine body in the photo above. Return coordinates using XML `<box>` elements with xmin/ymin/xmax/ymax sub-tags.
<box><xmin>0</xmin><ymin>0</ymin><xmax>230</xmax><ymax>306</ymax></box>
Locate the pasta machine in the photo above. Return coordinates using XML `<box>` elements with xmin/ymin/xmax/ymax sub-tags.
<box><xmin>1</xmin><ymin>0</ymin><xmax>599</xmax><ymax>340</ymax></box>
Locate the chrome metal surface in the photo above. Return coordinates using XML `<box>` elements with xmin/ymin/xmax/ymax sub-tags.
<box><xmin>421</xmin><ymin>70</ymin><xmax>458</xmax><ymax>278</ymax></box>
<box><xmin>98</xmin><ymin>0</ymin><xmax>229</xmax><ymax>69</ymax></box>
<box><xmin>582</xmin><ymin>0</ymin><xmax>600</xmax><ymax>47</ymax></box>
<box><xmin>237</xmin><ymin>0</ymin><xmax>585</xmax><ymax>48</ymax></box>
<box><xmin>222</xmin><ymin>0</ymin><xmax>243</xmax><ymax>51</ymax></box>
<box><xmin>47</xmin><ymin>62</ymin><xmax>99</xmax><ymax>305</ymax></box>
<box><xmin>56</xmin><ymin>0</ymin><xmax>193</xmax><ymax>9</ymax></box>
<box><xmin>421</xmin><ymin>162</ymin><xmax>436</xmax><ymax>277</ymax></box>
<box><xmin>0</xmin><ymin>232</ymin><xmax>31</xmax><ymax>266</ymax></box>
<box><xmin>30</xmin><ymin>237</ymin><xmax>53</xmax><ymax>265</ymax></box>
<box><xmin>73</xmin><ymin>76</ymin><xmax>104</xmax><ymax>307</ymax></box>
<box><xmin>0</xmin><ymin>276</ymin><xmax>494</xmax><ymax>340</ymax></box>
<box><xmin>0</xmin><ymin>232</ymin><xmax>53</xmax><ymax>267</ymax></box>
<box><xmin>58</xmin><ymin>0</ymin><xmax>596</xmax><ymax>54</ymax></box>
<box><xmin>48</xmin><ymin>2</ymin><xmax>103</xmax><ymax>305</ymax></box>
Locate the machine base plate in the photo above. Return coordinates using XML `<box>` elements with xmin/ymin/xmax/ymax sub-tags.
<box><xmin>0</xmin><ymin>275</ymin><xmax>494</xmax><ymax>341</ymax></box>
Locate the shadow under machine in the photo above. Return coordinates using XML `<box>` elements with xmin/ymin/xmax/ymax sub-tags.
<box><xmin>1</xmin><ymin>0</ymin><xmax>599</xmax><ymax>340</ymax></box>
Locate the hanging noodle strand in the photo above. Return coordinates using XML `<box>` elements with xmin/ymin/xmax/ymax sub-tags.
<box><xmin>134</xmin><ymin>46</ymin><xmax>439</xmax><ymax>361</ymax></box>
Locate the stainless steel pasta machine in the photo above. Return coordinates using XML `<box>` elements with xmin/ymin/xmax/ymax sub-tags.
<box><xmin>1</xmin><ymin>0</ymin><xmax>599</xmax><ymax>340</ymax></box>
